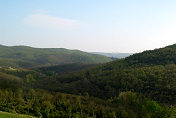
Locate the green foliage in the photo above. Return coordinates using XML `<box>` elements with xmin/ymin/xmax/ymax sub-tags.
<box><xmin>34</xmin><ymin>64</ymin><xmax>176</xmax><ymax>104</ymax></box>
<box><xmin>125</xmin><ymin>44</ymin><xmax>176</xmax><ymax>67</ymax></box>
<box><xmin>110</xmin><ymin>92</ymin><xmax>176</xmax><ymax>118</ymax></box>
<box><xmin>38</xmin><ymin>63</ymin><xmax>97</xmax><ymax>76</ymax></box>
<box><xmin>26</xmin><ymin>74</ymin><xmax>35</xmax><ymax>83</ymax></box>
<box><xmin>0</xmin><ymin>45</ymin><xmax>111</xmax><ymax>68</ymax></box>
<box><xmin>0</xmin><ymin>44</ymin><xmax>176</xmax><ymax>117</ymax></box>
<box><xmin>0</xmin><ymin>67</ymin><xmax>176</xmax><ymax>117</ymax></box>
<box><xmin>142</xmin><ymin>100</ymin><xmax>165</xmax><ymax>118</ymax></box>
<box><xmin>32</xmin><ymin>44</ymin><xmax>176</xmax><ymax>105</ymax></box>
<box><xmin>0</xmin><ymin>89</ymin><xmax>174</xmax><ymax>118</ymax></box>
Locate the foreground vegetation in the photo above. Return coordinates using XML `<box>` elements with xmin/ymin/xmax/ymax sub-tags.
<box><xmin>0</xmin><ymin>89</ymin><xmax>175</xmax><ymax>118</ymax></box>
<box><xmin>0</xmin><ymin>66</ymin><xmax>175</xmax><ymax>118</ymax></box>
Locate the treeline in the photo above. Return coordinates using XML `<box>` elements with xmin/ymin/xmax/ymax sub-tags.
<box><xmin>0</xmin><ymin>89</ymin><xmax>175</xmax><ymax>118</ymax></box>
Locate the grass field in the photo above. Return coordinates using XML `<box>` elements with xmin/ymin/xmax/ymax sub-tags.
<box><xmin>0</xmin><ymin>111</ymin><xmax>36</xmax><ymax>118</ymax></box>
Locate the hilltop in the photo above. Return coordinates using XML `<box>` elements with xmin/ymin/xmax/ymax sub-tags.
<box><xmin>0</xmin><ymin>45</ymin><xmax>112</xmax><ymax>68</ymax></box>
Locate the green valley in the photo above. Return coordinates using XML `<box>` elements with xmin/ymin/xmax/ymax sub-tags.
<box><xmin>0</xmin><ymin>44</ymin><xmax>176</xmax><ymax>117</ymax></box>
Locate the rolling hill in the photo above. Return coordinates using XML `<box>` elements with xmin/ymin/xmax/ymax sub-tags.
<box><xmin>0</xmin><ymin>45</ymin><xmax>112</xmax><ymax>68</ymax></box>
<box><xmin>0</xmin><ymin>44</ymin><xmax>176</xmax><ymax>117</ymax></box>
<box><xmin>34</xmin><ymin>44</ymin><xmax>176</xmax><ymax>104</ymax></box>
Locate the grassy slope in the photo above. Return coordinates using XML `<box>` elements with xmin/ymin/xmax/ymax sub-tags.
<box><xmin>0</xmin><ymin>111</ymin><xmax>36</xmax><ymax>118</ymax></box>
<box><xmin>0</xmin><ymin>45</ymin><xmax>112</xmax><ymax>68</ymax></box>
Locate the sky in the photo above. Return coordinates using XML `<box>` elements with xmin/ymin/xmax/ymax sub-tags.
<box><xmin>0</xmin><ymin>0</ymin><xmax>176</xmax><ymax>53</ymax></box>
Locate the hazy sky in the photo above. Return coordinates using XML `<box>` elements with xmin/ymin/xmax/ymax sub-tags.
<box><xmin>0</xmin><ymin>0</ymin><xmax>176</xmax><ymax>53</ymax></box>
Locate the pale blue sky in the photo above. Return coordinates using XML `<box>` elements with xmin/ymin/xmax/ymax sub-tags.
<box><xmin>0</xmin><ymin>0</ymin><xmax>176</xmax><ymax>53</ymax></box>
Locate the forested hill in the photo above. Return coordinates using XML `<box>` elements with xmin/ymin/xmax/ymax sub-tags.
<box><xmin>34</xmin><ymin>44</ymin><xmax>176</xmax><ymax>105</ymax></box>
<box><xmin>0</xmin><ymin>45</ymin><xmax>112</xmax><ymax>68</ymax></box>
<box><xmin>38</xmin><ymin>63</ymin><xmax>98</xmax><ymax>75</ymax></box>
<box><xmin>0</xmin><ymin>44</ymin><xmax>176</xmax><ymax>117</ymax></box>
<box><xmin>103</xmin><ymin>43</ymin><xmax>176</xmax><ymax>69</ymax></box>
<box><xmin>125</xmin><ymin>43</ymin><xmax>176</xmax><ymax>66</ymax></box>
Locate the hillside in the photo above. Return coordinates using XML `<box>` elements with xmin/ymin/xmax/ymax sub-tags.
<box><xmin>34</xmin><ymin>44</ymin><xmax>176</xmax><ymax>104</ymax></box>
<box><xmin>0</xmin><ymin>45</ymin><xmax>112</xmax><ymax>68</ymax></box>
<box><xmin>0</xmin><ymin>44</ymin><xmax>176</xmax><ymax>117</ymax></box>
<box><xmin>38</xmin><ymin>63</ymin><xmax>98</xmax><ymax>76</ymax></box>
<box><xmin>0</xmin><ymin>67</ymin><xmax>175</xmax><ymax>117</ymax></box>
<box><xmin>0</xmin><ymin>70</ymin><xmax>23</xmax><ymax>90</ymax></box>
<box><xmin>124</xmin><ymin>43</ymin><xmax>176</xmax><ymax>66</ymax></box>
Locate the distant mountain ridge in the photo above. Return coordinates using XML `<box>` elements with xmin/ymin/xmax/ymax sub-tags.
<box><xmin>90</xmin><ymin>52</ymin><xmax>132</xmax><ymax>58</ymax></box>
<box><xmin>0</xmin><ymin>45</ymin><xmax>112</xmax><ymax>68</ymax></box>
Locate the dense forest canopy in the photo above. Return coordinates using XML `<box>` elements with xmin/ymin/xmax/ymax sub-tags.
<box><xmin>32</xmin><ymin>44</ymin><xmax>176</xmax><ymax>104</ymax></box>
<box><xmin>0</xmin><ymin>44</ymin><xmax>176</xmax><ymax>117</ymax></box>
